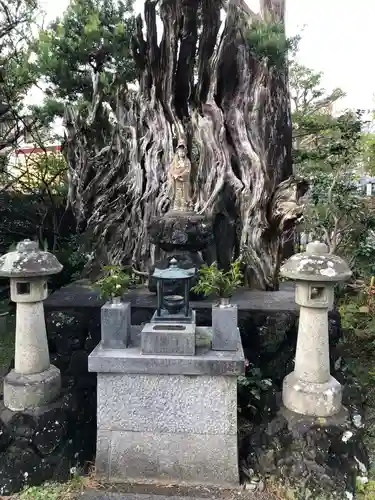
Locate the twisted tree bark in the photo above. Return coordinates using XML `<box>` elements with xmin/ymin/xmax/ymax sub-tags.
<box><xmin>65</xmin><ymin>0</ymin><xmax>307</xmax><ymax>290</ymax></box>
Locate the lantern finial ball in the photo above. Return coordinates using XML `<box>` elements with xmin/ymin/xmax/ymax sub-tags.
<box><xmin>16</xmin><ymin>239</ymin><xmax>39</xmax><ymax>253</ymax></box>
<box><xmin>306</xmin><ymin>241</ymin><xmax>329</xmax><ymax>256</ymax></box>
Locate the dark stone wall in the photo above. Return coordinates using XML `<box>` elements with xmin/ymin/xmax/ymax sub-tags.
<box><xmin>0</xmin><ymin>394</ymin><xmax>95</xmax><ymax>495</ymax></box>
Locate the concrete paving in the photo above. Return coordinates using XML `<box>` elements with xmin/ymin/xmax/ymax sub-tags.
<box><xmin>82</xmin><ymin>495</ymin><xmax>210</xmax><ymax>500</ymax></box>
<box><xmin>80</xmin><ymin>489</ymin><xmax>277</xmax><ymax>500</ymax></box>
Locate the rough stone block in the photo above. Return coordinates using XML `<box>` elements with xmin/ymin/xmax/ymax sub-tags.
<box><xmin>3</xmin><ymin>365</ymin><xmax>61</xmax><ymax>412</ymax></box>
<box><xmin>97</xmin><ymin>373</ymin><xmax>237</xmax><ymax>434</ymax></box>
<box><xmin>101</xmin><ymin>301</ymin><xmax>130</xmax><ymax>349</ymax></box>
<box><xmin>282</xmin><ymin>371</ymin><xmax>342</xmax><ymax>417</ymax></box>
<box><xmin>0</xmin><ymin>393</ymin><xmax>96</xmax><ymax>496</ymax></box>
<box><xmin>244</xmin><ymin>406</ymin><xmax>368</xmax><ymax>499</ymax></box>
<box><xmin>141</xmin><ymin>322</ymin><xmax>195</xmax><ymax>355</ymax></box>
<box><xmin>212</xmin><ymin>304</ymin><xmax>238</xmax><ymax>351</ymax></box>
<box><xmin>96</xmin><ymin>430</ymin><xmax>239</xmax><ymax>486</ymax></box>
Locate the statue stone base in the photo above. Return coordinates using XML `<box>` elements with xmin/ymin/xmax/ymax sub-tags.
<box><xmin>148</xmin><ymin>211</ymin><xmax>213</xmax><ymax>297</ymax></box>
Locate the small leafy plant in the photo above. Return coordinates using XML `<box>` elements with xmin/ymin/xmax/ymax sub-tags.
<box><xmin>192</xmin><ymin>259</ymin><xmax>243</xmax><ymax>299</ymax></box>
<box><xmin>339</xmin><ymin>277</ymin><xmax>375</xmax><ymax>341</ymax></box>
<box><xmin>94</xmin><ymin>265</ymin><xmax>130</xmax><ymax>301</ymax></box>
<box><xmin>245</xmin><ymin>20</ymin><xmax>297</xmax><ymax>69</ymax></box>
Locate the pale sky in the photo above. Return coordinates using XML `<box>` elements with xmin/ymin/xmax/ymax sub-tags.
<box><xmin>38</xmin><ymin>0</ymin><xmax>375</xmax><ymax>112</ymax></box>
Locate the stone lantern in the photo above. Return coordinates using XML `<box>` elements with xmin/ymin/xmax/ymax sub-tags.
<box><xmin>0</xmin><ymin>239</ymin><xmax>63</xmax><ymax>411</ymax></box>
<box><xmin>280</xmin><ymin>241</ymin><xmax>351</xmax><ymax>417</ymax></box>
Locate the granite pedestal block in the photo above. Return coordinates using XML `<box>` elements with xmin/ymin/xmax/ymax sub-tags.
<box><xmin>4</xmin><ymin>365</ymin><xmax>61</xmax><ymax>412</ymax></box>
<box><xmin>141</xmin><ymin>322</ymin><xmax>195</xmax><ymax>356</ymax></box>
<box><xmin>101</xmin><ymin>301</ymin><xmax>131</xmax><ymax>349</ymax></box>
<box><xmin>283</xmin><ymin>371</ymin><xmax>342</xmax><ymax>417</ymax></box>
<box><xmin>212</xmin><ymin>304</ymin><xmax>238</xmax><ymax>351</ymax></box>
<box><xmin>89</xmin><ymin>327</ymin><xmax>244</xmax><ymax>487</ymax></box>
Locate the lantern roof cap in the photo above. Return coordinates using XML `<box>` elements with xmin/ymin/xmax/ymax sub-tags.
<box><xmin>0</xmin><ymin>239</ymin><xmax>63</xmax><ymax>278</ymax></box>
<box><xmin>280</xmin><ymin>241</ymin><xmax>352</xmax><ymax>283</ymax></box>
<box><xmin>153</xmin><ymin>258</ymin><xmax>196</xmax><ymax>280</ymax></box>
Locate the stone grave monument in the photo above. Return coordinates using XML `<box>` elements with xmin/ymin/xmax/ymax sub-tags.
<box><xmin>89</xmin><ymin>258</ymin><xmax>245</xmax><ymax>486</ymax></box>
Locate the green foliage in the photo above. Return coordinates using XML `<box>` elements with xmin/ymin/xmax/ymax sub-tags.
<box><xmin>17</xmin><ymin>473</ymin><xmax>84</xmax><ymax>499</ymax></box>
<box><xmin>192</xmin><ymin>259</ymin><xmax>243</xmax><ymax>298</ymax></box>
<box><xmin>290</xmin><ymin>61</ymin><xmax>345</xmax><ymax>117</ymax></box>
<box><xmin>6</xmin><ymin>152</ymin><xmax>68</xmax><ymax>195</ymax></box>
<box><xmin>238</xmin><ymin>367</ymin><xmax>273</xmax><ymax>414</ymax></box>
<box><xmin>361</xmin><ymin>132</ymin><xmax>375</xmax><ymax>176</ymax></box>
<box><xmin>94</xmin><ymin>264</ymin><xmax>130</xmax><ymax>300</ymax></box>
<box><xmin>29</xmin><ymin>99</ymin><xmax>66</xmax><ymax>129</ymax></box>
<box><xmin>245</xmin><ymin>20</ymin><xmax>296</xmax><ymax>68</ymax></box>
<box><xmin>52</xmin><ymin>234</ymin><xmax>88</xmax><ymax>289</ymax></box>
<box><xmin>0</xmin><ymin>0</ymin><xmax>39</xmax><ymax>149</ymax></box>
<box><xmin>340</xmin><ymin>300</ymin><xmax>375</xmax><ymax>339</ymax></box>
<box><xmin>31</xmin><ymin>0</ymin><xmax>136</xmax><ymax>123</ymax></box>
<box><xmin>356</xmin><ymin>478</ymin><xmax>375</xmax><ymax>497</ymax></box>
<box><xmin>296</xmin><ymin>111</ymin><xmax>375</xmax><ymax>274</ymax></box>
<box><xmin>339</xmin><ymin>278</ymin><xmax>375</xmax><ymax>343</ymax></box>
<box><xmin>291</xmin><ymin>57</ymin><xmax>375</xmax><ymax>272</ymax></box>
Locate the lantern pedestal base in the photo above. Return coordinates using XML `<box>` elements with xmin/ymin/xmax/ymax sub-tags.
<box><xmin>3</xmin><ymin>365</ymin><xmax>61</xmax><ymax>412</ymax></box>
<box><xmin>282</xmin><ymin>371</ymin><xmax>342</xmax><ymax>417</ymax></box>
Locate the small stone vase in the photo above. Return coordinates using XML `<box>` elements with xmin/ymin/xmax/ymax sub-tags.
<box><xmin>212</xmin><ymin>297</ymin><xmax>238</xmax><ymax>351</ymax></box>
<box><xmin>101</xmin><ymin>296</ymin><xmax>131</xmax><ymax>349</ymax></box>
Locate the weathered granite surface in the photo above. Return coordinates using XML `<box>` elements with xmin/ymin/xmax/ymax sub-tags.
<box><xmin>97</xmin><ymin>373</ymin><xmax>237</xmax><ymax>434</ymax></box>
<box><xmin>99</xmin><ymin>430</ymin><xmax>239</xmax><ymax>485</ymax></box>
<box><xmin>88</xmin><ymin>341</ymin><xmax>244</xmax><ymax>377</ymax></box>
<box><xmin>4</xmin><ymin>364</ymin><xmax>61</xmax><ymax>412</ymax></box>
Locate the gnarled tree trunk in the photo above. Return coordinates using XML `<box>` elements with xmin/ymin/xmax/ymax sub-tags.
<box><xmin>65</xmin><ymin>0</ymin><xmax>307</xmax><ymax>290</ymax></box>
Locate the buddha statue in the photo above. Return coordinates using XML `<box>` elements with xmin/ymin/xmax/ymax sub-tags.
<box><xmin>168</xmin><ymin>142</ymin><xmax>192</xmax><ymax>212</ymax></box>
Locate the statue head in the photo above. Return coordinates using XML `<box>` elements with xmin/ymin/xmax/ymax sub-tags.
<box><xmin>177</xmin><ymin>142</ymin><xmax>186</xmax><ymax>160</ymax></box>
